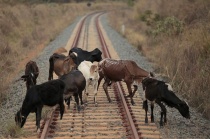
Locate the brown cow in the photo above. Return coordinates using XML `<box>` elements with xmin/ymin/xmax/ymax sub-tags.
<box><xmin>97</xmin><ymin>58</ymin><xmax>154</xmax><ymax>105</ymax></box>
<box><xmin>21</xmin><ymin>61</ymin><xmax>39</xmax><ymax>90</ymax></box>
<box><xmin>48</xmin><ymin>53</ymin><xmax>77</xmax><ymax>80</ymax></box>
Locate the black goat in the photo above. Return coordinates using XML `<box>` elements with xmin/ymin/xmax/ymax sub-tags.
<box><xmin>142</xmin><ymin>77</ymin><xmax>190</xmax><ymax>126</ymax></box>
<box><xmin>21</xmin><ymin>61</ymin><xmax>39</xmax><ymax>90</ymax></box>
<box><xmin>15</xmin><ymin>79</ymin><xmax>65</xmax><ymax>132</ymax></box>
<box><xmin>69</xmin><ymin>47</ymin><xmax>102</xmax><ymax>66</ymax></box>
<box><xmin>60</xmin><ymin>69</ymin><xmax>86</xmax><ymax>111</ymax></box>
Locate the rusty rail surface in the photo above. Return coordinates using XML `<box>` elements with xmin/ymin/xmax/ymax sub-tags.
<box><xmin>95</xmin><ymin>13</ymin><xmax>140</xmax><ymax>139</ymax></box>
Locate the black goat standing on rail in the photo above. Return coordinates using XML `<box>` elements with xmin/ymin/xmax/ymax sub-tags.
<box><xmin>142</xmin><ymin>77</ymin><xmax>190</xmax><ymax>126</ymax></box>
<box><xmin>15</xmin><ymin>79</ymin><xmax>66</xmax><ymax>133</ymax></box>
<box><xmin>60</xmin><ymin>69</ymin><xmax>86</xmax><ymax>111</ymax></box>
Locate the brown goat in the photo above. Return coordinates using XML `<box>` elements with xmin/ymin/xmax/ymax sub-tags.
<box><xmin>21</xmin><ymin>61</ymin><xmax>39</xmax><ymax>90</ymax></box>
<box><xmin>97</xmin><ymin>58</ymin><xmax>154</xmax><ymax>105</ymax></box>
<box><xmin>48</xmin><ymin>53</ymin><xmax>77</xmax><ymax>80</ymax></box>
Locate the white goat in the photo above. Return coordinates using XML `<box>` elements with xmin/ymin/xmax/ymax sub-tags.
<box><xmin>78</xmin><ymin>61</ymin><xmax>99</xmax><ymax>106</ymax></box>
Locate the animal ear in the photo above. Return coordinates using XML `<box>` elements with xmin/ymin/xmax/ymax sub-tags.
<box><xmin>69</xmin><ymin>52</ymin><xmax>77</xmax><ymax>59</ymax></box>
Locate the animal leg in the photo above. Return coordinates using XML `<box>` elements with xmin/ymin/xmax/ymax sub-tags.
<box><xmin>74</xmin><ymin>94</ymin><xmax>81</xmax><ymax>111</ymax></box>
<box><xmin>94</xmin><ymin>82</ymin><xmax>98</xmax><ymax>107</ymax></box>
<box><xmin>79</xmin><ymin>91</ymin><xmax>83</xmax><ymax>106</ymax></box>
<box><xmin>63</xmin><ymin>101</ymin><xmax>68</xmax><ymax>113</ymax></box>
<box><xmin>36</xmin><ymin>107</ymin><xmax>42</xmax><ymax>133</ymax></box>
<box><xmin>48</xmin><ymin>56</ymin><xmax>54</xmax><ymax>80</ymax></box>
<box><xmin>143</xmin><ymin>100</ymin><xmax>148</xmax><ymax>123</ymax></box>
<box><xmin>103</xmin><ymin>81</ymin><xmax>111</xmax><ymax>103</ymax></box>
<box><xmin>84</xmin><ymin>81</ymin><xmax>89</xmax><ymax>104</ymax></box>
<box><xmin>126</xmin><ymin>83</ymin><xmax>135</xmax><ymax>105</ymax></box>
<box><xmin>65</xmin><ymin>98</ymin><xmax>71</xmax><ymax>109</ymax></box>
<box><xmin>142</xmin><ymin>87</ymin><xmax>147</xmax><ymax>108</ymax></box>
<box><xmin>97</xmin><ymin>76</ymin><xmax>103</xmax><ymax>91</ymax></box>
<box><xmin>59</xmin><ymin>100</ymin><xmax>65</xmax><ymax>120</ymax></box>
<box><xmin>132</xmin><ymin>85</ymin><xmax>138</xmax><ymax>97</ymax></box>
<box><xmin>151</xmin><ymin>101</ymin><xmax>155</xmax><ymax>123</ymax></box>
<box><xmin>156</xmin><ymin>100</ymin><xmax>167</xmax><ymax>126</ymax></box>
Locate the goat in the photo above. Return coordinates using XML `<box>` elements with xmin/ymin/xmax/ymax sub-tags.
<box><xmin>60</xmin><ymin>69</ymin><xmax>86</xmax><ymax>111</ymax></box>
<box><xmin>15</xmin><ymin>79</ymin><xmax>65</xmax><ymax>132</ymax></box>
<box><xmin>69</xmin><ymin>47</ymin><xmax>102</xmax><ymax>66</ymax></box>
<box><xmin>142</xmin><ymin>77</ymin><xmax>190</xmax><ymax>126</ymax></box>
<box><xmin>48</xmin><ymin>53</ymin><xmax>77</xmax><ymax>80</ymax></box>
<box><xmin>97</xmin><ymin>58</ymin><xmax>154</xmax><ymax>105</ymax></box>
<box><xmin>20</xmin><ymin>61</ymin><xmax>39</xmax><ymax>90</ymax></box>
<box><xmin>78</xmin><ymin>61</ymin><xmax>99</xmax><ymax>106</ymax></box>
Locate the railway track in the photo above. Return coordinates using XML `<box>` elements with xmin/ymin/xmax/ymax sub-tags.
<box><xmin>20</xmin><ymin>12</ymin><xmax>162</xmax><ymax>139</ymax></box>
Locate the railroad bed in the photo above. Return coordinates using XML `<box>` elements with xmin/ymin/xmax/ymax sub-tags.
<box><xmin>19</xmin><ymin>12</ymin><xmax>162</xmax><ymax>139</ymax></box>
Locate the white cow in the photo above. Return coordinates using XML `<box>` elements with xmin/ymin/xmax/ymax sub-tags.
<box><xmin>78</xmin><ymin>61</ymin><xmax>99</xmax><ymax>106</ymax></box>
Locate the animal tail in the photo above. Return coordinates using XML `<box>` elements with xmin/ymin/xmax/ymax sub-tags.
<box><xmin>48</xmin><ymin>56</ymin><xmax>54</xmax><ymax>80</ymax></box>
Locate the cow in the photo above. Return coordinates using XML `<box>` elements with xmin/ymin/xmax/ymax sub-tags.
<box><xmin>78</xmin><ymin>61</ymin><xmax>99</xmax><ymax>106</ymax></box>
<box><xmin>20</xmin><ymin>61</ymin><xmax>39</xmax><ymax>90</ymax></box>
<box><xmin>48</xmin><ymin>53</ymin><xmax>77</xmax><ymax>80</ymax></box>
<box><xmin>60</xmin><ymin>69</ymin><xmax>86</xmax><ymax>111</ymax></box>
<box><xmin>97</xmin><ymin>58</ymin><xmax>154</xmax><ymax>105</ymax></box>
<box><xmin>15</xmin><ymin>79</ymin><xmax>66</xmax><ymax>133</ymax></box>
<box><xmin>68</xmin><ymin>47</ymin><xmax>102</xmax><ymax>66</ymax></box>
<box><xmin>142</xmin><ymin>77</ymin><xmax>190</xmax><ymax>126</ymax></box>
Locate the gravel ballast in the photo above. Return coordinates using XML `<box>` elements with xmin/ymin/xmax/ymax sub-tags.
<box><xmin>0</xmin><ymin>14</ymin><xmax>210</xmax><ymax>138</ymax></box>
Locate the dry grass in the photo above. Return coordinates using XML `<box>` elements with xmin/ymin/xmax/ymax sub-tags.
<box><xmin>0</xmin><ymin>2</ymin><xmax>92</xmax><ymax>101</ymax></box>
<box><xmin>108</xmin><ymin>0</ymin><xmax>210</xmax><ymax>119</ymax></box>
<box><xmin>0</xmin><ymin>1</ymin><xmax>126</xmax><ymax>137</ymax></box>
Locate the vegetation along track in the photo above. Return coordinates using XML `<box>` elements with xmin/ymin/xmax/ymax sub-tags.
<box><xmin>21</xmin><ymin>12</ymin><xmax>162</xmax><ymax>139</ymax></box>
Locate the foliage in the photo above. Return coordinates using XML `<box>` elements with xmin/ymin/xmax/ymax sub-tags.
<box><xmin>151</xmin><ymin>16</ymin><xmax>183</xmax><ymax>36</ymax></box>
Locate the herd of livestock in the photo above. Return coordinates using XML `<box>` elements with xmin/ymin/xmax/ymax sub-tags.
<box><xmin>14</xmin><ymin>47</ymin><xmax>190</xmax><ymax>133</ymax></box>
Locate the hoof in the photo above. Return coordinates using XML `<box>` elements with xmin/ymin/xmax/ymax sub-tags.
<box><xmin>131</xmin><ymin>101</ymin><xmax>135</xmax><ymax>106</ymax></box>
<box><xmin>145</xmin><ymin>118</ymin><xmax>148</xmax><ymax>123</ymax></box>
<box><xmin>95</xmin><ymin>103</ymin><xmax>98</xmax><ymax>107</ymax></box>
<box><xmin>37</xmin><ymin>128</ymin><xmax>41</xmax><ymax>133</ymax></box>
<box><xmin>77</xmin><ymin>106</ymin><xmax>81</xmax><ymax>111</ymax></box>
<box><xmin>159</xmin><ymin>122</ymin><xmax>164</xmax><ymax>127</ymax></box>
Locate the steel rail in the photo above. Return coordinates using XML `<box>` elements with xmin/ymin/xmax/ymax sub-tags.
<box><xmin>40</xmin><ymin>13</ymin><xmax>94</xmax><ymax>139</ymax></box>
<box><xmin>95</xmin><ymin>13</ymin><xmax>141</xmax><ymax>139</ymax></box>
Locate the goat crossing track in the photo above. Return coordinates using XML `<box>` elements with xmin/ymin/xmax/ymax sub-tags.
<box><xmin>20</xmin><ymin>12</ymin><xmax>162</xmax><ymax>139</ymax></box>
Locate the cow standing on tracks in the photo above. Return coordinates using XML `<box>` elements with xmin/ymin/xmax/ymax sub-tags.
<box><xmin>97</xmin><ymin>58</ymin><xmax>154</xmax><ymax>105</ymax></box>
<box><xmin>69</xmin><ymin>47</ymin><xmax>102</xmax><ymax>66</ymax></box>
<box><xmin>15</xmin><ymin>79</ymin><xmax>66</xmax><ymax>133</ymax></box>
<box><xmin>78</xmin><ymin>61</ymin><xmax>99</xmax><ymax>106</ymax></box>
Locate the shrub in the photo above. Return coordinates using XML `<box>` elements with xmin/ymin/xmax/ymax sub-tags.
<box><xmin>151</xmin><ymin>16</ymin><xmax>183</xmax><ymax>37</ymax></box>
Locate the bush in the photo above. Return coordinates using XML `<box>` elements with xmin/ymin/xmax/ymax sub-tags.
<box><xmin>151</xmin><ymin>16</ymin><xmax>183</xmax><ymax>37</ymax></box>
